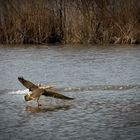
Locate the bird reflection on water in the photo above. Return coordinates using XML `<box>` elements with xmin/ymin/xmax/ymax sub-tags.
<box><xmin>25</xmin><ymin>104</ymin><xmax>71</xmax><ymax>113</ymax></box>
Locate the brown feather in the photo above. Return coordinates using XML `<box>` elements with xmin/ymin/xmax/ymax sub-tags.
<box><xmin>18</xmin><ymin>77</ymin><xmax>38</xmax><ymax>91</ymax></box>
<box><xmin>42</xmin><ymin>89</ymin><xmax>74</xmax><ymax>100</ymax></box>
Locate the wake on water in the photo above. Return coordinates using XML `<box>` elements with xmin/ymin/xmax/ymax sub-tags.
<box><xmin>7</xmin><ymin>84</ymin><xmax>140</xmax><ymax>95</ymax></box>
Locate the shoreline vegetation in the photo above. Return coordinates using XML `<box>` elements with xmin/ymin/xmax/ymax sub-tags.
<box><xmin>0</xmin><ymin>0</ymin><xmax>140</xmax><ymax>44</ymax></box>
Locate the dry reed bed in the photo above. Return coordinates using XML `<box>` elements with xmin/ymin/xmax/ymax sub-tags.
<box><xmin>0</xmin><ymin>0</ymin><xmax>140</xmax><ymax>44</ymax></box>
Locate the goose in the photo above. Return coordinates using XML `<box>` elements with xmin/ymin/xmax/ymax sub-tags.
<box><xmin>18</xmin><ymin>77</ymin><xmax>74</xmax><ymax>106</ymax></box>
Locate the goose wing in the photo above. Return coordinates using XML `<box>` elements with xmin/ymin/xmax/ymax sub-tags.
<box><xmin>18</xmin><ymin>77</ymin><xmax>38</xmax><ymax>91</ymax></box>
<box><xmin>30</xmin><ymin>88</ymin><xmax>45</xmax><ymax>98</ymax></box>
<box><xmin>42</xmin><ymin>89</ymin><xmax>74</xmax><ymax>100</ymax></box>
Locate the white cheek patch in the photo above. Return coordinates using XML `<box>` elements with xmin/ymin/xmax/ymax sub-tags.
<box><xmin>27</xmin><ymin>92</ymin><xmax>32</xmax><ymax>96</ymax></box>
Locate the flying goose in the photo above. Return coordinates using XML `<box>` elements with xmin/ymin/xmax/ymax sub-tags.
<box><xmin>18</xmin><ymin>77</ymin><xmax>74</xmax><ymax>106</ymax></box>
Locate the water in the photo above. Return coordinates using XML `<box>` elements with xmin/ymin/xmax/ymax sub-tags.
<box><xmin>0</xmin><ymin>44</ymin><xmax>140</xmax><ymax>140</ymax></box>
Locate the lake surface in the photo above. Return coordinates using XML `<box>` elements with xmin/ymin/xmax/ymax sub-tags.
<box><xmin>0</xmin><ymin>44</ymin><xmax>140</xmax><ymax>140</ymax></box>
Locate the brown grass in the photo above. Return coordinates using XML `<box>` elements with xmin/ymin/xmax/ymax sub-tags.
<box><xmin>0</xmin><ymin>0</ymin><xmax>140</xmax><ymax>44</ymax></box>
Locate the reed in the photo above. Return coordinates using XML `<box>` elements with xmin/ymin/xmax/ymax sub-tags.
<box><xmin>0</xmin><ymin>0</ymin><xmax>139</xmax><ymax>44</ymax></box>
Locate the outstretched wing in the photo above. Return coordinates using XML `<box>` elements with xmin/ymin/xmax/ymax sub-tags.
<box><xmin>18</xmin><ymin>77</ymin><xmax>38</xmax><ymax>91</ymax></box>
<box><xmin>42</xmin><ymin>89</ymin><xmax>74</xmax><ymax>100</ymax></box>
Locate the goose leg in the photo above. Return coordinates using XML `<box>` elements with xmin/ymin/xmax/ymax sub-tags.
<box><xmin>37</xmin><ymin>97</ymin><xmax>42</xmax><ymax>107</ymax></box>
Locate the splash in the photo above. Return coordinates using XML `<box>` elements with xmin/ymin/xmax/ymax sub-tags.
<box><xmin>8</xmin><ymin>89</ymin><xmax>29</xmax><ymax>95</ymax></box>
